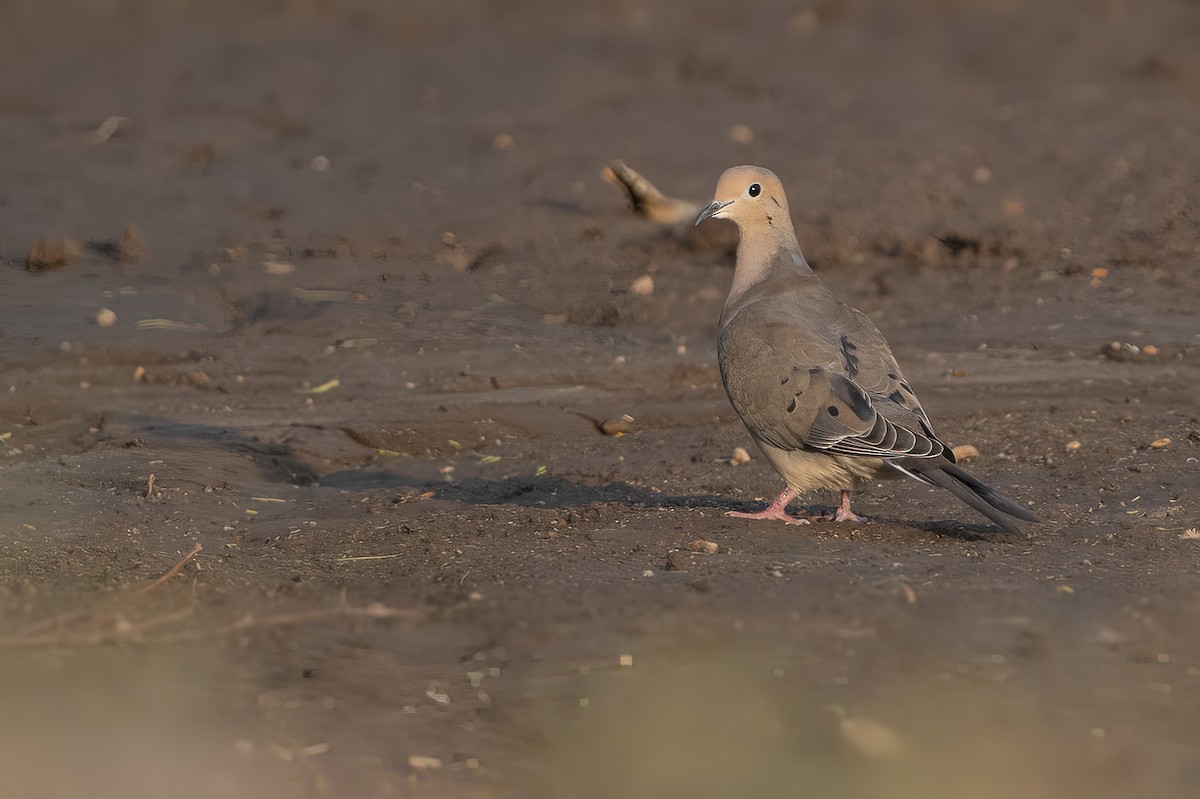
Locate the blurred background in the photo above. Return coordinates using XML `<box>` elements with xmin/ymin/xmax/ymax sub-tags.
<box><xmin>2</xmin><ymin>1</ymin><xmax>1199</xmax><ymax>797</ymax></box>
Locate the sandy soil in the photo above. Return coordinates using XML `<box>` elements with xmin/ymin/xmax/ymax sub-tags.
<box><xmin>2</xmin><ymin>1</ymin><xmax>1199</xmax><ymax>796</ymax></box>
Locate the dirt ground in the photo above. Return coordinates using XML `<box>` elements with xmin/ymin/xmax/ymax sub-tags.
<box><xmin>2</xmin><ymin>1</ymin><xmax>1200</xmax><ymax>796</ymax></box>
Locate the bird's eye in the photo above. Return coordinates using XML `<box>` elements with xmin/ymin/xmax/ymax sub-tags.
<box><xmin>748</xmin><ymin>183</ymin><xmax>761</xmax><ymax>197</ymax></box>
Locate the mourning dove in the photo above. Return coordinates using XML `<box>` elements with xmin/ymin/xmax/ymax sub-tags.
<box><xmin>696</xmin><ymin>165</ymin><xmax>1040</xmax><ymax>532</ymax></box>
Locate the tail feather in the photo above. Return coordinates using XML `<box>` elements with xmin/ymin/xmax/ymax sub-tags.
<box><xmin>940</xmin><ymin>462</ymin><xmax>1042</xmax><ymax>524</ymax></box>
<box><xmin>895</xmin><ymin>457</ymin><xmax>1042</xmax><ymax>532</ymax></box>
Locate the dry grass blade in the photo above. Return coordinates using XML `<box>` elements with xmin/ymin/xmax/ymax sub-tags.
<box><xmin>0</xmin><ymin>543</ymin><xmax>423</xmax><ymax>648</ymax></box>
<box><xmin>0</xmin><ymin>544</ymin><xmax>202</xmax><ymax>648</ymax></box>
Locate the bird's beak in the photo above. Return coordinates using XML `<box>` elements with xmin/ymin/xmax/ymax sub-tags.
<box><xmin>694</xmin><ymin>200</ymin><xmax>732</xmax><ymax>226</ymax></box>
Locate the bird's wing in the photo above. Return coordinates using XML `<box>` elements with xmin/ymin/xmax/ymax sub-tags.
<box><xmin>719</xmin><ymin>303</ymin><xmax>948</xmax><ymax>461</ymax></box>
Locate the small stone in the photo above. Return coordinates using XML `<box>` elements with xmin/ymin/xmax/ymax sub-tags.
<box><xmin>263</xmin><ymin>260</ymin><xmax>295</xmax><ymax>275</ymax></box>
<box><xmin>441</xmin><ymin>231</ymin><xmax>457</xmax><ymax>248</ymax></box>
<box><xmin>689</xmin><ymin>539</ymin><xmax>719</xmax><ymax>554</ymax></box>
<box><xmin>95</xmin><ymin>308</ymin><xmax>117</xmax><ymax>327</ymax></box>
<box><xmin>1142</xmin><ymin>344</ymin><xmax>1159</xmax><ymax>356</ymax></box>
<box><xmin>730</xmin><ymin>124</ymin><xmax>754</xmax><ymax>145</ymax></box>
<box><xmin>973</xmin><ymin>166</ymin><xmax>991</xmax><ymax>183</ymax></box>
<box><xmin>493</xmin><ymin>133</ymin><xmax>514</xmax><ymax>151</ymax></box>
<box><xmin>840</xmin><ymin>717</ymin><xmax>903</xmax><ymax>759</ymax></box>
<box><xmin>1064</xmin><ymin>440</ymin><xmax>1082</xmax><ymax>452</ymax></box>
<box><xmin>731</xmin><ymin>446</ymin><xmax>751</xmax><ymax>466</ymax></box>
<box><xmin>951</xmin><ymin>444</ymin><xmax>980</xmax><ymax>461</ymax></box>
<box><xmin>630</xmin><ymin>275</ymin><xmax>655</xmax><ymax>296</ymax></box>
<box><xmin>1149</xmin><ymin>437</ymin><xmax>1171</xmax><ymax>449</ymax></box>
<box><xmin>408</xmin><ymin>756</ymin><xmax>443</xmax><ymax>770</ymax></box>
<box><xmin>599</xmin><ymin>415</ymin><xmax>634</xmax><ymax>437</ymax></box>
<box><xmin>619</xmin><ymin>654</ymin><xmax>634</xmax><ymax>667</ymax></box>
<box><xmin>133</xmin><ymin>366</ymin><xmax>146</xmax><ymax>382</ymax></box>
<box><xmin>310</xmin><ymin>155</ymin><xmax>330</xmax><ymax>172</ymax></box>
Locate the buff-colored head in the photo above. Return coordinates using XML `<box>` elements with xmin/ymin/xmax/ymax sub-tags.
<box><xmin>694</xmin><ymin>166</ymin><xmax>793</xmax><ymax>234</ymax></box>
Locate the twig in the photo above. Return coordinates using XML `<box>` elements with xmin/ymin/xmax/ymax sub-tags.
<box><xmin>0</xmin><ymin>544</ymin><xmax>202</xmax><ymax>648</ymax></box>
<box><xmin>107</xmin><ymin>543</ymin><xmax>202</xmax><ymax>615</ymax></box>
<box><xmin>0</xmin><ymin>544</ymin><xmax>423</xmax><ymax>649</ymax></box>
<box><xmin>149</xmin><ymin>604</ymin><xmax>424</xmax><ymax>644</ymax></box>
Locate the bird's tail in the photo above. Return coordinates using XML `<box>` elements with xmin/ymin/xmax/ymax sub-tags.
<box><xmin>893</xmin><ymin>458</ymin><xmax>1042</xmax><ymax>533</ymax></box>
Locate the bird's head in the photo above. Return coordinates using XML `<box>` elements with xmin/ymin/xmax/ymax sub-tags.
<box><xmin>694</xmin><ymin>165</ymin><xmax>792</xmax><ymax>233</ymax></box>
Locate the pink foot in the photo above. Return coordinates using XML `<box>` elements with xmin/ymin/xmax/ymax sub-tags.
<box><xmin>830</xmin><ymin>489</ymin><xmax>867</xmax><ymax>523</ymax></box>
<box><xmin>726</xmin><ymin>507</ymin><xmax>811</xmax><ymax>525</ymax></box>
<box><xmin>833</xmin><ymin>507</ymin><xmax>867</xmax><ymax>523</ymax></box>
<box><xmin>726</xmin><ymin>488</ymin><xmax>811</xmax><ymax>525</ymax></box>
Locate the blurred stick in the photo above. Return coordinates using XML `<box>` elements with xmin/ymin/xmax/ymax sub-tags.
<box><xmin>0</xmin><ymin>543</ymin><xmax>422</xmax><ymax>648</ymax></box>
<box><xmin>0</xmin><ymin>544</ymin><xmax>202</xmax><ymax>647</ymax></box>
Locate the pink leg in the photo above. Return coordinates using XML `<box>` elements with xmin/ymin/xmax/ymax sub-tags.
<box><xmin>726</xmin><ymin>488</ymin><xmax>811</xmax><ymax>525</ymax></box>
<box><xmin>833</xmin><ymin>489</ymin><xmax>867</xmax><ymax>523</ymax></box>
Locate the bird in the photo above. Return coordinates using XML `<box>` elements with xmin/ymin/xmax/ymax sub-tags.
<box><xmin>695</xmin><ymin>165</ymin><xmax>1040</xmax><ymax>532</ymax></box>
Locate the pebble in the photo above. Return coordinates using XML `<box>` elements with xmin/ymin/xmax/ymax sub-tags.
<box><xmin>493</xmin><ymin>133</ymin><xmax>514</xmax><ymax>151</ymax></box>
<box><xmin>95</xmin><ymin>308</ymin><xmax>117</xmax><ymax>327</ymax></box>
<box><xmin>1064</xmin><ymin>440</ymin><xmax>1082</xmax><ymax>452</ymax></box>
<box><xmin>1150</xmin><ymin>437</ymin><xmax>1171</xmax><ymax>449</ymax></box>
<box><xmin>630</xmin><ymin>275</ymin><xmax>655</xmax><ymax>296</ymax></box>
<box><xmin>840</xmin><ymin>717</ymin><xmax>903</xmax><ymax>759</ymax></box>
<box><xmin>731</xmin><ymin>446</ymin><xmax>752</xmax><ymax>466</ymax></box>
<box><xmin>599</xmin><ymin>415</ymin><xmax>634</xmax><ymax>437</ymax></box>
<box><xmin>730</xmin><ymin>124</ymin><xmax>754</xmax><ymax>145</ymax></box>
<box><xmin>310</xmin><ymin>155</ymin><xmax>330</xmax><ymax>172</ymax></box>
<box><xmin>950</xmin><ymin>444</ymin><xmax>980</xmax><ymax>461</ymax></box>
<box><xmin>408</xmin><ymin>756</ymin><xmax>443</xmax><ymax>770</ymax></box>
<box><xmin>689</xmin><ymin>539</ymin><xmax>719</xmax><ymax>554</ymax></box>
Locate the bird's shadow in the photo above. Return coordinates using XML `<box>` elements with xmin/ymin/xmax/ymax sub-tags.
<box><xmin>321</xmin><ymin>469</ymin><xmax>731</xmax><ymax>512</ymax></box>
<box><xmin>127</xmin><ymin>416</ymin><xmax>1004</xmax><ymax>537</ymax></box>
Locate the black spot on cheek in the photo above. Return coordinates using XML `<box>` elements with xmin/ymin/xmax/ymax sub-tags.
<box><xmin>827</xmin><ymin>405</ymin><xmax>840</xmax><ymax>417</ymax></box>
<box><xmin>786</xmin><ymin>398</ymin><xmax>797</xmax><ymax>413</ymax></box>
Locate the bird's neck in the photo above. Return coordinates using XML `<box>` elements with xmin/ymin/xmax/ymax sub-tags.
<box><xmin>729</xmin><ymin>226</ymin><xmax>809</xmax><ymax>300</ymax></box>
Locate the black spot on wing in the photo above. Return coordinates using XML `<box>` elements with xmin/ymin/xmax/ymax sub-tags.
<box><xmin>840</xmin><ymin>335</ymin><xmax>860</xmax><ymax>377</ymax></box>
